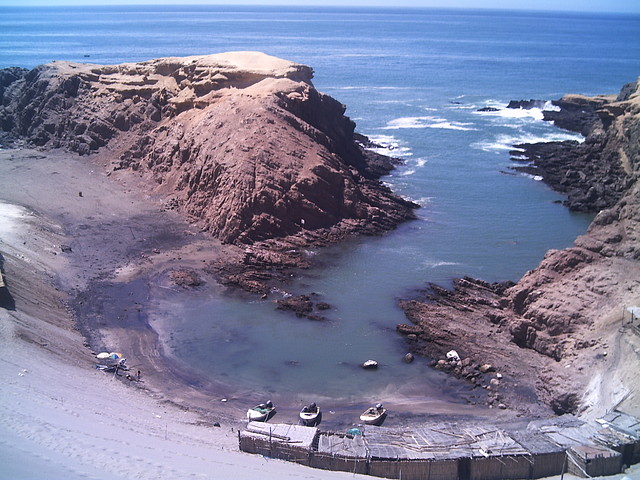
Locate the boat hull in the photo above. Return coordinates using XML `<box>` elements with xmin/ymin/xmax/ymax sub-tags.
<box><xmin>247</xmin><ymin>406</ymin><xmax>275</xmax><ymax>422</ymax></box>
<box><xmin>359</xmin><ymin>409</ymin><xmax>386</xmax><ymax>426</ymax></box>
<box><xmin>299</xmin><ymin>410</ymin><xmax>321</xmax><ymax>426</ymax></box>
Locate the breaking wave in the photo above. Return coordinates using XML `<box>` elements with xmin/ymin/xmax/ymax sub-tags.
<box><xmin>383</xmin><ymin>116</ymin><xmax>475</xmax><ymax>131</ymax></box>
<box><xmin>474</xmin><ymin>100</ymin><xmax>561</xmax><ymax>121</ymax></box>
<box><xmin>473</xmin><ymin>130</ymin><xmax>584</xmax><ymax>154</ymax></box>
<box><xmin>365</xmin><ymin>134</ymin><xmax>413</xmax><ymax>157</ymax></box>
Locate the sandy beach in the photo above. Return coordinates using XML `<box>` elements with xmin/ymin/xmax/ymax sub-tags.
<box><xmin>1</xmin><ymin>147</ymin><xmax>638</xmax><ymax>480</ymax></box>
<box><xmin>0</xmin><ymin>147</ymin><xmax>382</xmax><ymax>479</ymax></box>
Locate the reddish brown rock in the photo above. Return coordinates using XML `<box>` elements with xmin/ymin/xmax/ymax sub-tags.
<box><xmin>399</xmin><ymin>78</ymin><xmax>640</xmax><ymax>417</ymax></box>
<box><xmin>169</xmin><ymin>269</ymin><xmax>201</xmax><ymax>287</ymax></box>
<box><xmin>0</xmin><ymin>53</ymin><xmax>417</xmax><ymax>292</ymax></box>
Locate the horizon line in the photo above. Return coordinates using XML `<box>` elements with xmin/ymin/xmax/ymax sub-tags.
<box><xmin>1</xmin><ymin>2</ymin><xmax>639</xmax><ymax>15</ymax></box>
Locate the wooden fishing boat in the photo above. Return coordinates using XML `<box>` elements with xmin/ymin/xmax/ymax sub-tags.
<box><xmin>246</xmin><ymin>400</ymin><xmax>275</xmax><ymax>422</ymax></box>
<box><xmin>299</xmin><ymin>403</ymin><xmax>321</xmax><ymax>426</ymax></box>
<box><xmin>359</xmin><ymin>403</ymin><xmax>386</xmax><ymax>426</ymax></box>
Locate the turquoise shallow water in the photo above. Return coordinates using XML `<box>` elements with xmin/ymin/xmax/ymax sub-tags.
<box><xmin>2</xmin><ymin>6</ymin><xmax>639</xmax><ymax>404</ymax></box>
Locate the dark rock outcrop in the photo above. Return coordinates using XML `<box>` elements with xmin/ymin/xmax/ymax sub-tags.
<box><xmin>274</xmin><ymin>294</ymin><xmax>330</xmax><ymax>321</ymax></box>
<box><xmin>507</xmin><ymin>99</ymin><xmax>549</xmax><ymax>110</ymax></box>
<box><xmin>510</xmin><ymin>87</ymin><xmax>638</xmax><ymax>212</ymax></box>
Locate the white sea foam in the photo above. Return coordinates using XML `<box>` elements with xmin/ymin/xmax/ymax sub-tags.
<box><xmin>475</xmin><ymin>100</ymin><xmax>561</xmax><ymax>121</ymax></box>
<box><xmin>412</xmin><ymin>196</ymin><xmax>433</xmax><ymax>206</ymax></box>
<box><xmin>473</xmin><ymin>131</ymin><xmax>584</xmax><ymax>154</ymax></box>
<box><xmin>367</xmin><ymin>134</ymin><xmax>397</xmax><ymax>144</ymax></box>
<box><xmin>393</xmin><ymin>156</ymin><xmax>429</xmax><ymax>178</ymax></box>
<box><xmin>383</xmin><ymin>116</ymin><xmax>437</xmax><ymax>129</ymax></box>
<box><xmin>447</xmin><ymin>103</ymin><xmax>479</xmax><ymax>110</ymax></box>
<box><xmin>366</xmin><ymin>134</ymin><xmax>413</xmax><ymax>157</ymax></box>
<box><xmin>383</xmin><ymin>116</ymin><xmax>475</xmax><ymax>131</ymax></box>
<box><xmin>422</xmin><ymin>259</ymin><xmax>462</xmax><ymax>269</ymax></box>
<box><xmin>523</xmin><ymin>173</ymin><xmax>544</xmax><ymax>181</ymax></box>
<box><xmin>428</xmin><ymin>121</ymin><xmax>476</xmax><ymax>131</ymax></box>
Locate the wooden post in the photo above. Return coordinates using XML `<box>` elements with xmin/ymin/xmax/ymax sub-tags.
<box><xmin>560</xmin><ymin>451</ymin><xmax>567</xmax><ymax>480</ymax></box>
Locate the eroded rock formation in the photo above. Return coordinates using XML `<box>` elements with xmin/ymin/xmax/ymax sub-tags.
<box><xmin>0</xmin><ymin>52</ymin><xmax>416</xmax><ymax>291</ymax></box>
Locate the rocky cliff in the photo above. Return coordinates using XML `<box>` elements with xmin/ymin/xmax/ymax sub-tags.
<box><xmin>510</xmin><ymin>88</ymin><xmax>638</xmax><ymax>212</ymax></box>
<box><xmin>399</xmin><ymin>78</ymin><xmax>640</xmax><ymax>417</ymax></box>
<box><xmin>0</xmin><ymin>52</ymin><xmax>416</xmax><ymax>290</ymax></box>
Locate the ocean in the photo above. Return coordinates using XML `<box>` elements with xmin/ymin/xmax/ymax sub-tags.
<box><xmin>2</xmin><ymin>6</ymin><xmax>639</xmax><ymax>406</ymax></box>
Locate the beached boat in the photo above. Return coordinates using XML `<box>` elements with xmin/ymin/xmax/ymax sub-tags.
<box><xmin>246</xmin><ymin>400</ymin><xmax>275</xmax><ymax>422</ymax></box>
<box><xmin>359</xmin><ymin>403</ymin><xmax>386</xmax><ymax>425</ymax></box>
<box><xmin>299</xmin><ymin>403</ymin><xmax>321</xmax><ymax>426</ymax></box>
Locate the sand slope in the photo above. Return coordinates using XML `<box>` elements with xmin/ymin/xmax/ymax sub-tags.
<box><xmin>0</xmin><ymin>149</ymin><xmax>374</xmax><ymax>480</ymax></box>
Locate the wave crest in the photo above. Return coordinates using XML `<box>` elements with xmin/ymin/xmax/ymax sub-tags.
<box><xmin>383</xmin><ymin>116</ymin><xmax>475</xmax><ymax>131</ymax></box>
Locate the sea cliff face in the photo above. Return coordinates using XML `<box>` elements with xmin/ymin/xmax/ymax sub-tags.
<box><xmin>399</xmin><ymin>78</ymin><xmax>640</xmax><ymax>417</ymax></box>
<box><xmin>511</xmin><ymin>88</ymin><xmax>638</xmax><ymax>212</ymax></box>
<box><xmin>0</xmin><ymin>52</ymin><xmax>416</xmax><ymax>290</ymax></box>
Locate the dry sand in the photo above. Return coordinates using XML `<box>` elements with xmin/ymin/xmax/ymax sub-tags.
<box><xmin>0</xmin><ymin>147</ymin><xmax>637</xmax><ymax>480</ymax></box>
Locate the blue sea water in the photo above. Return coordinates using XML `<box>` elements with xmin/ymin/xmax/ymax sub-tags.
<box><xmin>2</xmin><ymin>6</ymin><xmax>640</xmax><ymax>406</ymax></box>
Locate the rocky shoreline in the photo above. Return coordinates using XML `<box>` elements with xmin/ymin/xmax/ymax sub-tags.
<box><xmin>508</xmin><ymin>94</ymin><xmax>633</xmax><ymax>212</ymax></box>
<box><xmin>397</xmin><ymin>79</ymin><xmax>640</xmax><ymax>417</ymax></box>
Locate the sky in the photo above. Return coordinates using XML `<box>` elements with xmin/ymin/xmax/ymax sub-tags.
<box><xmin>0</xmin><ymin>0</ymin><xmax>639</xmax><ymax>14</ymax></box>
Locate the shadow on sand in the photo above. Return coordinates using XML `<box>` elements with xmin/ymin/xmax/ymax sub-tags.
<box><xmin>0</xmin><ymin>254</ymin><xmax>15</xmax><ymax>311</ymax></box>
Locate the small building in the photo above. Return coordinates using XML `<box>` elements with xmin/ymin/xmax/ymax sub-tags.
<box><xmin>239</xmin><ymin>422</ymin><xmax>317</xmax><ymax>466</ymax></box>
<box><xmin>567</xmin><ymin>445</ymin><xmax>623</xmax><ymax>478</ymax></box>
<box><xmin>596</xmin><ymin>411</ymin><xmax>640</xmax><ymax>465</ymax></box>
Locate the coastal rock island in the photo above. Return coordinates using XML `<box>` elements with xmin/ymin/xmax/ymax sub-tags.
<box><xmin>398</xmin><ymin>78</ymin><xmax>640</xmax><ymax>418</ymax></box>
<box><xmin>0</xmin><ymin>52</ymin><xmax>416</xmax><ymax>291</ymax></box>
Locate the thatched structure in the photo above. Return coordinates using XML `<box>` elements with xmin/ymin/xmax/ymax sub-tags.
<box><xmin>239</xmin><ymin>412</ymin><xmax>640</xmax><ymax>480</ymax></box>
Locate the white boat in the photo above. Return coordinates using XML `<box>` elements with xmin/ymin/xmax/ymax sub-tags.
<box><xmin>362</xmin><ymin>359</ymin><xmax>378</xmax><ymax>369</ymax></box>
<box><xmin>246</xmin><ymin>400</ymin><xmax>275</xmax><ymax>422</ymax></box>
<box><xmin>299</xmin><ymin>403</ymin><xmax>321</xmax><ymax>426</ymax></box>
<box><xmin>359</xmin><ymin>403</ymin><xmax>386</xmax><ymax>425</ymax></box>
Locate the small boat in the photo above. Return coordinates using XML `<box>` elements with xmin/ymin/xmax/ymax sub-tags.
<box><xmin>360</xmin><ymin>403</ymin><xmax>386</xmax><ymax>426</ymax></box>
<box><xmin>246</xmin><ymin>400</ymin><xmax>275</xmax><ymax>422</ymax></box>
<box><xmin>299</xmin><ymin>403</ymin><xmax>321</xmax><ymax>426</ymax></box>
